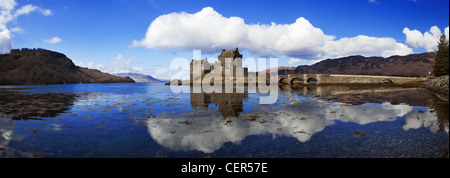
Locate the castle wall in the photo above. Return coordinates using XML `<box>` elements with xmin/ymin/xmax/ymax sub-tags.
<box><xmin>190</xmin><ymin>48</ymin><xmax>246</xmax><ymax>84</ymax></box>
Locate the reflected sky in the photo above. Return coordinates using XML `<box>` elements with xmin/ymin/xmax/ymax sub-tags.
<box><xmin>147</xmin><ymin>91</ymin><xmax>446</xmax><ymax>153</ymax></box>
<box><xmin>0</xmin><ymin>83</ymin><xmax>448</xmax><ymax>158</ymax></box>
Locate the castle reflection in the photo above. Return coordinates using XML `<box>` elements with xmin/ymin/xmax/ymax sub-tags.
<box><xmin>150</xmin><ymin>86</ymin><xmax>448</xmax><ymax>154</ymax></box>
<box><xmin>190</xmin><ymin>88</ymin><xmax>247</xmax><ymax>117</ymax></box>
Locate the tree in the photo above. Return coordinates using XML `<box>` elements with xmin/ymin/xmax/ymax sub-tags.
<box><xmin>433</xmin><ymin>34</ymin><xmax>449</xmax><ymax>76</ymax></box>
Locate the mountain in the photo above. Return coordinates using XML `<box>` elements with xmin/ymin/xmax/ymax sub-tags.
<box><xmin>114</xmin><ymin>73</ymin><xmax>162</xmax><ymax>83</ymax></box>
<box><xmin>265</xmin><ymin>66</ymin><xmax>297</xmax><ymax>74</ymax></box>
<box><xmin>289</xmin><ymin>52</ymin><xmax>436</xmax><ymax>77</ymax></box>
<box><xmin>0</xmin><ymin>48</ymin><xmax>135</xmax><ymax>85</ymax></box>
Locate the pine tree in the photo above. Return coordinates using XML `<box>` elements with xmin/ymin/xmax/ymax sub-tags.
<box><xmin>433</xmin><ymin>34</ymin><xmax>449</xmax><ymax>76</ymax></box>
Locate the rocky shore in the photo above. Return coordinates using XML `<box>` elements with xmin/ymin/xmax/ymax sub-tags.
<box><xmin>424</xmin><ymin>75</ymin><xmax>449</xmax><ymax>102</ymax></box>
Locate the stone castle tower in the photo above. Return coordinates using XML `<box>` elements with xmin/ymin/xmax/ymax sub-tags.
<box><xmin>190</xmin><ymin>48</ymin><xmax>248</xmax><ymax>84</ymax></box>
<box><xmin>218</xmin><ymin>48</ymin><xmax>243</xmax><ymax>66</ymax></box>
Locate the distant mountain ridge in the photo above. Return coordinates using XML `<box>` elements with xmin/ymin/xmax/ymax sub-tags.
<box><xmin>0</xmin><ymin>48</ymin><xmax>135</xmax><ymax>85</ymax></box>
<box><xmin>290</xmin><ymin>52</ymin><xmax>436</xmax><ymax>77</ymax></box>
<box><xmin>114</xmin><ymin>73</ymin><xmax>162</xmax><ymax>83</ymax></box>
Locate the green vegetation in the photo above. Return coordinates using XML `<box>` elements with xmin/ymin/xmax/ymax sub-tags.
<box><xmin>433</xmin><ymin>34</ymin><xmax>449</xmax><ymax>77</ymax></box>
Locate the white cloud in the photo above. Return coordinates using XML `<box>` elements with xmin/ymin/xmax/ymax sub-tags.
<box><xmin>77</xmin><ymin>55</ymin><xmax>173</xmax><ymax>79</ymax></box>
<box><xmin>131</xmin><ymin>7</ymin><xmax>333</xmax><ymax>58</ymax></box>
<box><xmin>445</xmin><ymin>27</ymin><xmax>449</xmax><ymax>40</ymax></box>
<box><xmin>76</xmin><ymin>54</ymin><xmax>144</xmax><ymax>75</ymax></box>
<box><xmin>43</xmin><ymin>37</ymin><xmax>62</xmax><ymax>44</ymax></box>
<box><xmin>13</xmin><ymin>4</ymin><xmax>51</xmax><ymax>16</ymax></box>
<box><xmin>0</xmin><ymin>0</ymin><xmax>16</xmax><ymax>11</ymax></box>
<box><xmin>9</xmin><ymin>26</ymin><xmax>22</xmax><ymax>33</ymax></box>
<box><xmin>132</xmin><ymin>7</ymin><xmax>413</xmax><ymax>61</ymax></box>
<box><xmin>147</xmin><ymin>68</ymin><xmax>170</xmax><ymax>79</ymax></box>
<box><xmin>0</xmin><ymin>27</ymin><xmax>12</xmax><ymax>53</ymax></box>
<box><xmin>288</xmin><ymin>58</ymin><xmax>304</xmax><ymax>65</ymax></box>
<box><xmin>322</xmin><ymin>35</ymin><xmax>412</xmax><ymax>58</ymax></box>
<box><xmin>0</xmin><ymin>0</ymin><xmax>51</xmax><ymax>53</ymax></box>
<box><xmin>41</xmin><ymin>9</ymin><xmax>51</xmax><ymax>16</ymax></box>
<box><xmin>14</xmin><ymin>4</ymin><xmax>38</xmax><ymax>16</ymax></box>
<box><xmin>86</xmin><ymin>61</ymin><xmax>99</xmax><ymax>69</ymax></box>
<box><xmin>113</xmin><ymin>53</ymin><xmax>123</xmax><ymax>61</ymax></box>
<box><xmin>403</xmin><ymin>26</ymin><xmax>449</xmax><ymax>51</ymax></box>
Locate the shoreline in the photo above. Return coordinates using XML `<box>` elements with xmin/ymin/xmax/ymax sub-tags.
<box><xmin>165</xmin><ymin>79</ymin><xmax>428</xmax><ymax>88</ymax></box>
<box><xmin>423</xmin><ymin>75</ymin><xmax>449</xmax><ymax>102</ymax></box>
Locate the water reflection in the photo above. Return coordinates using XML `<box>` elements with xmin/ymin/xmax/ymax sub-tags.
<box><xmin>190</xmin><ymin>92</ymin><xmax>246</xmax><ymax>117</ymax></box>
<box><xmin>0</xmin><ymin>84</ymin><xmax>447</xmax><ymax>157</ymax></box>
<box><xmin>281</xmin><ymin>85</ymin><xmax>434</xmax><ymax>106</ymax></box>
<box><xmin>0</xmin><ymin>116</ymin><xmax>14</xmax><ymax>157</ymax></box>
<box><xmin>0</xmin><ymin>88</ymin><xmax>80</xmax><ymax>120</ymax></box>
<box><xmin>404</xmin><ymin>109</ymin><xmax>446</xmax><ymax>133</ymax></box>
<box><xmin>147</xmin><ymin>86</ymin><xmax>448</xmax><ymax>154</ymax></box>
<box><xmin>0</xmin><ymin>115</ymin><xmax>40</xmax><ymax>157</ymax></box>
<box><xmin>0</xmin><ymin>89</ymin><xmax>91</xmax><ymax>157</ymax></box>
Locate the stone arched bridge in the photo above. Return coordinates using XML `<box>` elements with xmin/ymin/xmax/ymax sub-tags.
<box><xmin>278</xmin><ymin>74</ymin><xmax>427</xmax><ymax>85</ymax></box>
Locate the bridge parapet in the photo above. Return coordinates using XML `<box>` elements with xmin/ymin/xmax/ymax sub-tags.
<box><xmin>278</xmin><ymin>74</ymin><xmax>426</xmax><ymax>85</ymax></box>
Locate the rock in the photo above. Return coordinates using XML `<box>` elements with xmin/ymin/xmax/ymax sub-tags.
<box><xmin>424</xmin><ymin>75</ymin><xmax>449</xmax><ymax>101</ymax></box>
<box><xmin>164</xmin><ymin>79</ymin><xmax>183</xmax><ymax>85</ymax></box>
<box><xmin>352</xmin><ymin>131</ymin><xmax>367</xmax><ymax>137</ymax></box>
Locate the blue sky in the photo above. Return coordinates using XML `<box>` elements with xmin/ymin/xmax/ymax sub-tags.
<box><xmin>3</xmin><ymin>0</ymin><xmax>449</xmax><ymax>79</ymax></box>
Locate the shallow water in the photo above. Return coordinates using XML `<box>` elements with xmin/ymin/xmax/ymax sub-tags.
<box><xmin>0</xmin><ymin>83</ymin><xmax>448</xmax><ymax>158</ymax></box>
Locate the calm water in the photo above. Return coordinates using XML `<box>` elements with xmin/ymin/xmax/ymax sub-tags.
<box><xmin>0</xmin><ymin>83</ymin><xmax>448</xmax><ymax>158</ymax></box>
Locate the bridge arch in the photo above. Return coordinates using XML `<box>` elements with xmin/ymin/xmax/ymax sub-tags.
<box><xmin>290</xmin><ymin>77</ymin><xmax>304</xmax><ymax>84</ymax></box>
<box><xmin>382</xmin><ymin>79</ymin><xmax>393</xmax><ymax>83</ymax></box>
<box><xmin>306</xmin><ymin>77</ymin><xmax>318</xmax><ymax>84</ymax></box>
<box><xmin>279</xmin><ymin>78</ymin><xmax>289</xmax><ymax>84</ymax></box>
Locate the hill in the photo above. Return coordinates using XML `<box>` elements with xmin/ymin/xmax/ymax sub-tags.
<box><xmin>0</xmin><ymin>48</ymin><xmax>135</xmax><ymax>85</ymax></box>
<box><xmin>290</xmin><ymin>52</ymin><xmax>436</xmax><ymax>77</ymax></box>
<box><xmin>115</xmin><ymin>73</ymin><xmax>162</xmax><ymax>83</ymax></box>
<box><xmin>265</xmin><ymin>66</ymin><xmax>297</xmax><ymax>74</ymax></box>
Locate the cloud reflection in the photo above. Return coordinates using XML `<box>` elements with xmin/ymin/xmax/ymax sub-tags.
<box><xmin>147</xmin><ymin>99</ymin><xmax>444</xmax><ymax>153</ymax></box>
<box><xmin>404</xmin><ymin>109</ymin><xmax>445</xmax><ymax>133</ymax></box>
<box><xmin>0</xmin><ymin>115</ymin><xmax>35</xmax><ymax>158</ymax></box>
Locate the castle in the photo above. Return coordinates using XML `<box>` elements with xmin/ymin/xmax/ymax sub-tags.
<box><xmin>190</xmin><ymin>48</ymin><xmax>248</xmax><ymax>84</ymax></box>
